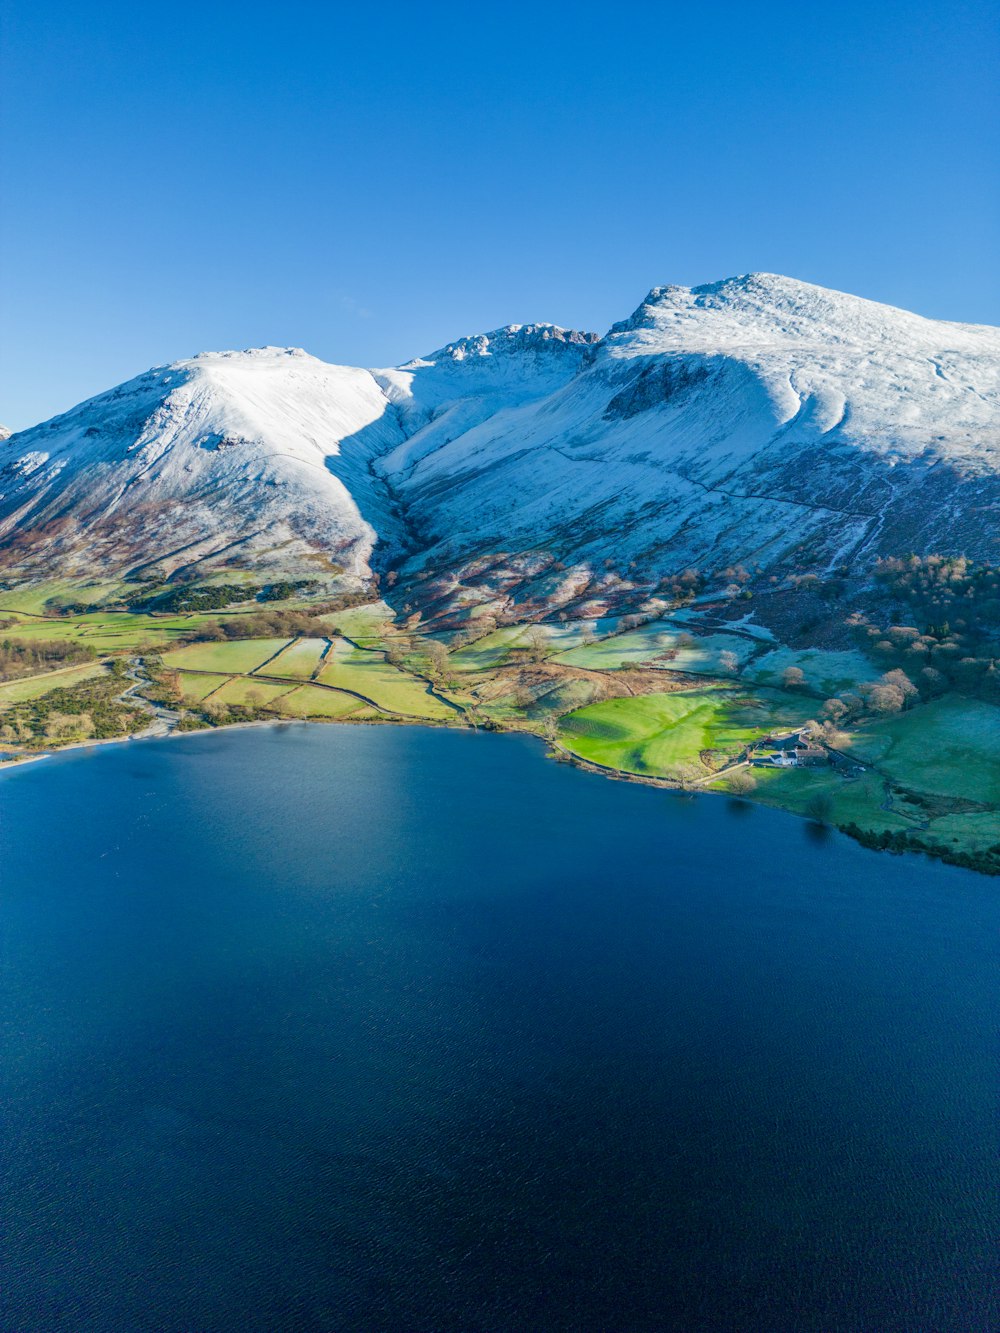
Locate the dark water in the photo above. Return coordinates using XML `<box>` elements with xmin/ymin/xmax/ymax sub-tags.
<box><xmin>1</xmin><ymin>725</ymin><xmax>997</xmax><ymax>1332</ymax></box>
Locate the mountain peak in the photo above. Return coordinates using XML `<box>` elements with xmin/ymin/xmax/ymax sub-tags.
<box><xmin>420</xmin><ymin>323</ymin><xmax>599</xmax><ymax>366</ymax></box>
<box><xmin>606</xmin><ymin>271</ymin><xmax>999</xmax><ymax>350</ymax></box>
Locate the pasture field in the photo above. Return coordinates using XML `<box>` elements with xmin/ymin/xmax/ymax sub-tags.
<box><xmin>926</xmin><ymin>810</ymin><xmax>1000</xmax><ymax>852</ymax></box>
<box><xmin>845</xmin><ymin>696</ymin><xmax>1000</xmax><ymax>805</ymax></box>
<box><xmin>317</xmin><ymin>642</ymin><xmax>456</xmax><ymax>718</ymax></box>
<box><xmin>271</xmin><ymin>686</ymin><xmax>372</xmax><ymax>719</ymax></box>
<box><xmin>527</xmin><ymin>677</ymin><xmax>607</xmax><ymax>719</ymax></box>
<box><xmin>175</xmin><ymin>673</ymin><xmax>231</xmax><ymax>703</ymax></box>
<box><xmin>448</xmin><ymin>627</ymin><xmax>531</xmax><ymax>672</ymax></box>
<box><xmin>448</xmin><ymin>619</ymin><xmax>622</xmax><ymax>673</ymax></box>
<box><xmin>162</xmin><ymin>639</ymin><xmax>292</xmax><ymax>675</ymax></box>
<box><xmin>264</xmin><ymin>637</ymin><xmax>329</xmax><ymax>679</ymax></box>
<box><xmin>744</xmin><ymin>766</ymin><xmax>913</xmax><ymax>835</ymax></box>
<box><xmin>0</xmin><ymin>663</ymin><xmax>107</xmax><ymax>706</ymax></box>
<box><xmin>558</xmin><ymin>688</ymin><xmax>815</xmax><ymax>779</ymax></box>
<box><xmin>0</xmin><ymin>579</ymin><xmax>127</xmax><ymax>615</ymax></box>
<box><xmin>317</xmin><ymin>602</ymin><xmax>395</xmax><ymax>644</ymax></box>
<box><xmin>747</xmin><ymin>646</ymin><xmax>873</xmax><ymax>694</ymax></box>
<box><xmin>1</xmin><ymin>609</ymin><xmax>219</xmax><ymax>653</ymax></box>
<box><xmin>553</xmin><ymin>622</ymin><xmax>756</xmax><ymax>675</ymax></box>
<box><xmin>211</xmin><ymin>678</ymin><xmax>299</xmax><ymax>708</ymax></box>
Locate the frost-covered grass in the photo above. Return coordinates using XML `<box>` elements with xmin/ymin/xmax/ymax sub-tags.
<box><xmin>449</xmin><ymin>619</ymin><xmax>624</xmax><ymax>673</ymax></box>
<box><xmin>0</xmin><ymin>662</ymin><xmax>107</xmax><ymax>706</ymax></box>
<box><xmin>553</xmin><ymin>622</ymin><xmax>756</xmax><ymax>674</ymax></box>
<box><xmin>747</xmin><ymin>646</ymin><xmax>873</xmax><ymax>694</ymax></box>
<box><xmin>162</xmin><ymin>638</ymin><xmax>291</xmax><ymax>675</ymax></box>
<box><xmin>448</xmin><ymin>627</ymin><xmax>531</xmax><ymax>672</ymax></box>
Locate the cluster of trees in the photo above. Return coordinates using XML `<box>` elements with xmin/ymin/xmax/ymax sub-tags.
<box><xmin>187</xmin><ymin>605</ymin><xmax>344</xmax><ymax>644</ymax></box>
<box><xmin>848</xmin><ymin>612</ymin><xmax>998</xmax><ymax>702</ymax></box>
<box><xmin>875</xmin><ymin>554</ymin><xmax>1000</xmax><ymax>628</ymax></box>
<box><xmin>0</xmin><ymin>634</ymin><xmax>96</xmax><ymax>682</ymax></box>
<box><xmin>656</xmin><ymin>568</ymin><xmax>706</xmax><ymax>603</ymax></box>
<box><xmin>819</xmin><ymin>668</ymin><xmax>921</xmax><ymax>725</ymax></box>
<box><xmin>43</xmin><ymin>599</ymin><xmax>104</xmax><ymax>616</ymax></box>
<box><xmin>506</xmin><ymin>627</ymin><xmax>550</xmax><ymax>667</ymax></box>
<box><xmin>129</xmin><ymin>579</ymin><xmax>321</xmax><ymax>613</ymax></box>
<box><xmin>863</xmin><ymin>556</ymin><xmax>1000</xmax><ymax>700</ymax></box>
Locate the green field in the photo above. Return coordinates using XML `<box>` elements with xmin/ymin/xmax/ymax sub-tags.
<box><xmin>0</xmin><ymin>579</ymin><xmax>128</xmax><ymax>615</ymax></box>
<box><xmin>162</xmin><ymin>638</ymin><xmax>292</xmax><ymax>674</ymax></box>
<box><xmin>264</xmin><ymin>637</ymin><xmax>329</xmax><ymax>679</ymax></box>
<box><xmin>316</xmin><ymin>601</ymin><xmax>395</xmax><ymax>645</ymax></box>
<box><xmin>160</xmin><ymin>634</ymin><xmax>457</xmax><ymax>719</ymax></box>
<box><xmin>740</xmin><ymin>766</ymin><xmax>911</xmax><ymax>834</ymax></box>
<box><xmin>271</xmin><ymin>685</ymin><xmax>372</xmax><ymax>719</ymax></box>
<box><xmin>176</xmin><ymin>672</ymin><xmax>232</xmax><ymax>703</ymax></box>
<box><xmin>0</xmin><ymin>663</ymin><xmax>107</xmax><ymax>706</ymax></box>
<box><xmin>845</xmin><ymin>696</ymin><xmax>1000</xmax><ymax>805</ymax></box>
<box><xmin>558</xmin><ymin>688</ymin><xmax>815</xmax><ymax>779</ymax></box>
<box><xmin>317</xmin><ymin>642</ymin><xmax>456</xmax><ymax>718</ymax></box>
<box><xmin>2</xmin><ymin>609</ymin><xmax>222</xmax><ymax>653</ymax></box>
<box><xmin>448</xmin><ymin>626</ymin><xmax>533</xmax><ymax>672</ymax></box>
<box><xmin>211</xmin><ymin>678</ymin><xmax>300</xmax><ymax>708</ymax></box>
<box><xmin>926</xmin><ymin>810</ymin><xmax>1000</xmax><ymax>852</ymax></box>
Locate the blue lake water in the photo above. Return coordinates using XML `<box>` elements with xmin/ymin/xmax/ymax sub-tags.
<box><xmin>1</xmin><ymin>724</ymin><xmax>997</xmax><ymax>1331</ymax></box>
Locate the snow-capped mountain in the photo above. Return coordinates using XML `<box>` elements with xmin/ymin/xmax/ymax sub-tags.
<box><xmin>2</xmin><ymin>275</ymin><xmax>998</xmax><ymax>604</ymax></box>
<box><xmin>0</xmin><ymin>348</ymin><xmax>406</xmax><ymax>581</ymax></box>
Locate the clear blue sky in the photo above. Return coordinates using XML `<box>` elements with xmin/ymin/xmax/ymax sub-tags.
<box><xmin>1</xmin><ymin>0</ymin><xmax>997</xmax><ymax>429</ymax></box>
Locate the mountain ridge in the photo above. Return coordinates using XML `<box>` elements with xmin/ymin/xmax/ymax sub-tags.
<box><xmin>2</xmin><ymin>275</ymin><xmax>997</xmax><ymax>615</ymax></box>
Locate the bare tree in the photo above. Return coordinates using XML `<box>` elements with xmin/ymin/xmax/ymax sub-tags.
<box><xmin>728</xmin><ymin>768</ymin><xmax>757</xmax><ymax>796</ymax></box>
<box><xmin>805</xmin><ymin>792</ymin><xmax>834</xmax><ymax>825</ymax></box>
<box><xmin>424</xmin><ymin>640</ymin><xmax>450</xmax><ymax>680</ymax></box>
<box><xmin>525</xmin><ymin>626</ymin><xmax>548</xmax><ymax>663</ymax></box>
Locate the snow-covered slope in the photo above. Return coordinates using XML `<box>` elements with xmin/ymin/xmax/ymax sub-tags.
<box><xmin>378</xmin><ymin>276</ymin><xmax>1000</xmax><ymax>599</ymax></box>
<box><xmin>2</xmin><ymin>276</ymin><xmax>997</xmax><ymax>603</ymax></box>
<box><xmin>0</xmin><ymin>348</ymin><xmax>405</xmax><ymax>580</ymax></box>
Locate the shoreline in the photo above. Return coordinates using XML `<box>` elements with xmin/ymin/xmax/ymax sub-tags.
<box><xmin>3</xmin><ymin>709</ymin><xmax>994</xmax><ymax>878</ymax></box>
<box><xmin>0</xmin><ymin>708</ymin><xmax>466</xmax><ymax>774</ymax></box>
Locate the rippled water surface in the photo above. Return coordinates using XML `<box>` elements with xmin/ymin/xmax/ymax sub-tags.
<box><xmin>1</xmin><ymin>724</ymin><xmax>997</xmax><ymax>1331</ymax></box>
